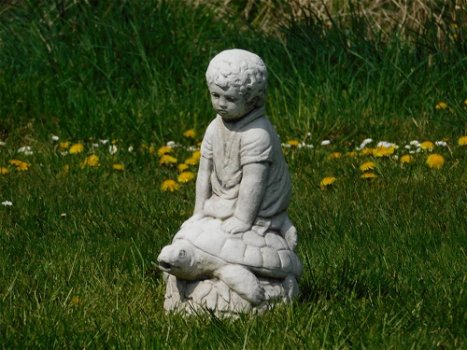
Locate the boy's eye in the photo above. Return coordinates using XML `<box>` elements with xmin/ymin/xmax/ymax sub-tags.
<box><xmin>226</xmin><ymin>97</ymin><xmax>237</xmax><ymax>102</ymax></box>
<box><xmin>211</xmin><ymin>93</ymin><xmax>219</xmax><ymax>98</ymax></box>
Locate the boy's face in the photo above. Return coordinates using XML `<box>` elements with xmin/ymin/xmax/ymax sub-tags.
<box><xmin>208</xmin><ymin>84</ymin><xmax>255</xmax><ymax>122</ymax></box>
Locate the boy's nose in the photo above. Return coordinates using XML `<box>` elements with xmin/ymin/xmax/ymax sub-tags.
<box><xmin>218</xmin><ymin>97</ymin><xmax>227</xmax><ymax>108</ymax></box>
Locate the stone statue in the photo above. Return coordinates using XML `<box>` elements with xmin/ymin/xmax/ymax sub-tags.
<box><xmin>157</xmin><ymin>49</ymin><xmax>302</xmax><ymax>315</ymax></box>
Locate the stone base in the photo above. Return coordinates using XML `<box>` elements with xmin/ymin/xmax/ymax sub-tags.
<box><xmin>163</xmin><ymin>273</ymin><xmax>298</xmax><ymax>316</ymax></box>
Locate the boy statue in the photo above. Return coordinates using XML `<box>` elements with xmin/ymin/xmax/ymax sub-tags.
<box><xmin>158</xmin><ymin>49</ymin><xmax>301</xmax><ymax>315</ymax></box>
<box><xmin>189</xmin><ymin>48</ymin><xmax>296</xmax><ymax>243</ymax></box>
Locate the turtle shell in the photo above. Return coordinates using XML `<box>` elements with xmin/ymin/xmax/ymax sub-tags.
<box><xmin>174</xmin><ymin>218</ymin><xmax>302</xmax><ymax>278</ymax></box>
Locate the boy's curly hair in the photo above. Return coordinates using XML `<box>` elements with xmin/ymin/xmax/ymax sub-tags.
<box><xmin>206</xmin><ymin>49</ymin><xmax>268</xmax><ymax>106</ymax></box>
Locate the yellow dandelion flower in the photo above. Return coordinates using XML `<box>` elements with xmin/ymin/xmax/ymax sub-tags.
<box><xmin>0</xmin><ymin>167</ymin><xmax>9</xmax><ymax>175</ymax></box>
<box><xmin>400</xmin><ymin>154</ymin><xmax>413</xmax><ymax>164</ymax></box>
<box><xmin>372</xmin><ymin>146</ymin><xmax>395</xmax><ymax>157</ymax></box>
<box><xmin>328</xmin><ymin>152</ymin><xmax>342</xmax><ymax>159</ymax></box>
<box><xmin>112</xmin><ymin>163</ymin><xmax>125</xmax><ymax>171</ymax></box>
<box><xmin>360</xmin><ymin>148</ymin><xmax>374</xmax><ymax>156</ymax></box>
<box><xmin>157</xmin><ymin>145</ymin><xmax>173</xmax><ymax>156</ymax></box>
<box><xmin>177</xmin><ymin>163</ymin><xmax>189</xmax><ymax>172</ymax></box>
<box><xmin>185</xmin><ymin>156</ymin><xmax>199</xmax><ymax>166</ymax></box>
<box><xmin>161</xmin><ymin>179</ymin><xmax>180</xmax><ymax>192</ymax></box>
<box><xmin>359</xmin><ymin>161</ymin><xmax>376</xmax><ymax>172</ymax></box>
<box><xmin>346</xmin><ymin>151</ymin><xmax>357</xmax><ymax>158</ymax></box>
<box><xmin>70</xmin><ymin>295</ymin><xmax>81</xmax><ymax>306</ymax></box>
<box><xmin>426</xmin><ymin>154</ymin><xmax>445</xmax><ymax>169</ymax></box>
<box><xmin>286</xmin><ymin>139</ymin><xmax>300</xmax><ymax>147</ymax></box>
<box><xmin>361</xmin><ymin>172</ymin><xmax>378</xmax><ymax>180</ymax></box>
<box><xmin>178</xmin><ymin>171</ymin><xmax>196</xmax><ymax>183</ymax></box>
<box><xmin>420</xmin><ymin>141</ymin><xmax>434</xmax><ymax>151</ymax></box>
<box><xmin>183</xmin><ymin>129</ymin><xmax>197</xmax><ymax>139</ymax></box>
<box><xmin>458</xmin><ymin>136</ymin><xmax>467</xmax><ymax>146</ymax></box>
<box><xmin>148</xmin><ymin>145</ymin><xmax>156</xmax><ymax>155</ymax></box>
<box><xmin>320</xmin><ymin>176</ymin><xmax>336</xmax><ymax>189</ymax></box>
<box><xmin>464</xmin><ymin>99</ymin><xmax>467</xmax><ymax>106</ymax></box>
<box><xmin>9</xmin><ymin>159</ymin><xmax>29</xmax><ymax>171</ymax></box>
<box><xmin>81</xmin><ymin>154</ymin><xmax>100</xmax><ymax>168</ymax></box>
<box><xmin>159</xmin><ymin>155</ymin><xmax>178</xmax><ymax>166</ymax></box>
<box><xmin>59</xmin><ymin>141</ymin><xmax>70</xmax><ymax>150</ymax></box>
<box><xmin>435</xmin><ymin>101</ymin><xmax>448</xmax><ymax>110</ymax></box>
<box><xmin>191</xmin><ymin>150</ymin><xmax>201</xmax><ymax>161</ymax></box>
<box><xmin>69</xmin><ymin>143</ymin><xmax>84</xmax><ymax>154</ymax></box>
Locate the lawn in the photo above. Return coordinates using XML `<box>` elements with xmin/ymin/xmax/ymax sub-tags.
<box><xmin>0</xmin><ymin>1</ymin><xmax>466</xmax><ymax>348</ymax></box>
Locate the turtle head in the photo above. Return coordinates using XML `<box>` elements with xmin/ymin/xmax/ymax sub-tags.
<box><xmin>157</xmin><ymin>240</ymin><xmax>197</xmax><ymax>280</ymax></box>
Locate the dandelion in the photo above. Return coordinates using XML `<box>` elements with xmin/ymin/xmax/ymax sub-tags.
<box><xmin>178</xmin><ymin>171</ymin><xmax>196</xmax><ymax>183</ymax></box>
<box><xmin>177</xmin><ymin>163</ymin><xmax>189</xmax><ymax>172</ymax></box>
<box><xmin>320</xmin><ymin>176</ymin><xmax>336</xmax><ymax>189</ymax></box>
<box><xmin>458</xmin><ymin>136</ymin><xmax>467</xmax><ymax>146</ymax></box>
<box><xmin>70</xmin><ymin>295</ymin><xmax>81</xmax><ymax>306</ymax></box>
<box><xmin>346</xmin><ymin>151</ymin><xmax>357</xmax><ymax>158</ymax></box>
<box><xmin>148</xmin><ymin>145</ymin><xmax>156</xmax><ymax>155</ymax></box>
<box><xmin>464</xmin><ymin>99</ymin><xmax>467</xmax><ymax>106</ymax></box>
<box><xmin>161</xmin><ymin>179</ymin><xmax>180</xmax><ymax>192</ymax></box>
<box><xmin>157</xmin><ymin>146</ymin><xmax>172</xmax><ymax>156</ymax></box>
<box><xmin>112</xmin><ymin>163</ymin><xmax>125</xmax><ymax>171</ymax></box>
<box><xmin>191</xmin><ymin>150</ymin><xmax>201</xmax><ymax>161</ymax></box>
<box><xmin>359</xmin><ymin>161</ymin><xmax>376</xmax><ymax>172</ymax></box>
<box><xmin>286</xmin><ymin>139</ymin><xmax>300</xmax><ymax>147</ymax></box>
<box><xmin>321</xmin><ymin>140</ymin><xmax>331</xmax><ymax>146</ymax></box>
<box><xmin>1</xmin><ymin>201</ymin><xmax>13</xmax><ymax>206</ymax></box>
<box><xmin>372</xmin><ymin>146</ymin><xmax>395</xmax><ymax>157</ymax></box>
<box><xmin>59</xmin><ymin>141</ymin><xmax>70</xmax><ymax>150</ymax></box>
<box><xmin>435</xmin><ymin>101</ymin><xmax>448</xmax><ymax>110</ymax></box>
<box><xmin>69</xmin><ymin>143</ymin><xmax>84</xmax><ymax>154</ymax></box>
<box><xmin>159</xmin><ymin>155</ymin><xmax>178</xmax><ymax>166</ymax></box>
<box><xmin>328</xmin><ymin>152</ymin><xmax>342</xmax><ymax>159</ymax></box>
<box><xmin>426</xmin><ymin>154</ymin><xmax>445</xmax><ymax>169</ymax></box>
<box><xmin>0</xmin><ymin>167</ymin><xmax>9</xmax><ymax>175</ymax></box>
<box><xmin>185</xmin><ymin>156</ymin><xmax>199</xmax><ymax>166</ymax></box>
<box><xmin>420</xmin><ymin>141</ymin><xmax>435</xmax><ymax>151</ymax></box>
<box><xmin>9</xmin><ymin>159</ymin><xmax>29</xmax><ymax>171</ymax></box>
<box><xmin>361</xmin><ymin>172</ymin><xmax>378</xmax><ymax>180</ymax></box>
<box><xmin>400</xmin><ymin>155</ymin><xmax>413</xmax><ymax>164</ymax></box>
<box><xmin>82</xmin><ymin>154</ymin><xmax>100</xmax><ymax>167</ymax></box>
<box><xmin>183</xmin><ymin>129</ymin><xmax>197</xmax><ymax>139</ymax></box>
<box><xmin>360</xmin><ymin>148</ymin><xmax>374</xmax><ymax>156</ymax></box>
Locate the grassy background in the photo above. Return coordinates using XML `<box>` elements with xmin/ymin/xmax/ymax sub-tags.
<box><xmin>0</xmin><ymin>0</ymin><xmax>466</xmax><ymax>348</ymax></box>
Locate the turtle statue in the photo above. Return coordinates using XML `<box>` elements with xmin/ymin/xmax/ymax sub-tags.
<box><xmin>157</xmin><ymin>217</ymin><xmax>302</xmax><ymax>311</ymax></box>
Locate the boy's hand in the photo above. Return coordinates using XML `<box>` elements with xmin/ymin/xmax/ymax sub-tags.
<box><xmin>222</xmin><ymin>216</ymin><xmax>251</xmax><ymax>234</ymax></box>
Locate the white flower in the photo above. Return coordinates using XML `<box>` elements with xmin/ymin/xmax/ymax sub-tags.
<box><xmin>128</xmin><ymin>145</ymin><xmax>134</xmax><ymax>153</ymax></box>
<box><xmin>92</xmin><ymin>143</ymin><xmax>99</xmax><ymax>148</ymax></box>
<box><xmin>377</xmin><ymin>141</ymin><xmax>398</xmax><ymax>149</ymax></box>
<box><xmin>410</xmin><ymin>140</ymin><xmax>420</xmax><ymax>147</ymax></box>
<box><xmin>51</xmin><ymin>135</ymin><xmax>59</xmax><ymax>141</ymax></box>
<box><xmin>0</xmin><ymin>141</ymin><xmax>5</xmax><ymax>146</ymax></box>
<box><xmin>108</xmin><ymin>145</ymin><xmax>118</xmax><ymax>155</ymax></box>
<box><xmin>99</xmin><ymin>139</ymin><xmax>109</xmax><ymax>145</ymax></box>
<box><xmin>1</xmin><ymin>201</ymin><xmax>13</xmax><ymax>206</ymax></box>
<box><xmin>404</xmin><ymin>145</ymin><xmax>411</xmax><ymax>149</ymax></box>
<box><xmin>166</xmin><ymin>141</ymin><xmax>179</xmax><ymax>148</ymax></box>
<box><xmin>305</xmin><ymin>144</ymin><xmax>314</xmax><ymax>149</ymax></box>
<box><xmin>60</xmin><ymin>213</ymin><xmax>67</xmax><ymax>217</ymax></box>
<box><xmin>60</xmin><ymin>151</ymin><xmax>68</xmax><ymax>156</ymax></box>
<box><xmin>321</xmin><ymin>140</ymin><xmax>331</xmax><ymax>146</ymax></box>
<box><xmin>282</xmin><ymin>143</ymin><xmax>291</xmax><ymax>148</ymax></box>
<box><xmin>435</xmin><ymin>141</ymin><xmax>447</xmax><ymax>147</ymax></box>
<box><xmin>357</xmin><ymin>138</ymin><xmax>373</xmax><ymax>150</ymax></box>
<box><xmin>17</xmin><ymin>146</ymin><xmax>33</xmax><ymax>155</ymax></box>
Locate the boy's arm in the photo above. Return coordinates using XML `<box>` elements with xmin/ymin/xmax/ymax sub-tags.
<box><xmin>222</xmin><ymin>162</ymin><xmax>269</xmax><ymax>234</ymax></box>
<box><xmin>193</xmin><ymin>156</ymin><xmax>213</xmax><ymax>216</ymax></box>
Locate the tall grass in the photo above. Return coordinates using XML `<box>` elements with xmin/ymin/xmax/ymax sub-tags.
<box><xmin>0</xmin><ymin>0</ymin><xmax>466</xmax><ymax>348</ymax></box>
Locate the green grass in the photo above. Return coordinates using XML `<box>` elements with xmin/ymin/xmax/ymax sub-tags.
<box><xmin>0</xmin><ymin>0</ymin><xmax>466</xmax><ymax>348</ymax></box>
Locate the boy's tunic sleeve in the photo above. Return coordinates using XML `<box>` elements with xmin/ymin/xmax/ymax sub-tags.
<box><xmin>240</xmin><ymin>126</ymin><xmax>273</xmax><ymax>166</ymax></box>
<box><xmin>200</xmin><ymin>119</ymin><xmax>216</xmax><ymax>160</ymax></box>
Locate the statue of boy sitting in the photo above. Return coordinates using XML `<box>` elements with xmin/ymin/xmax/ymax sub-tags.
<box><xmin>186</xmin><ymin>49</ymin><xmax>296</xmax><ymax>245</ymax></box>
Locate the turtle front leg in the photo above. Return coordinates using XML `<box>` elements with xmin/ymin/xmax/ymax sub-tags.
<box><xmin>214</xmin><ymin>265</ymin><xmax>265</xmax><ymax>305</ymax></box>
